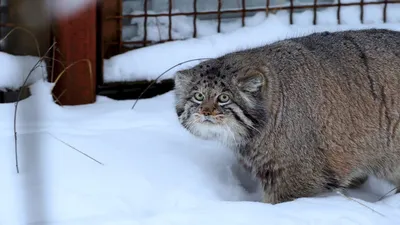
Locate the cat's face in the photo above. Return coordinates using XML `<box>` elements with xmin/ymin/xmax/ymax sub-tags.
<box><xmin>174</xmin><ymin>60</ymin><xmax>267</xmax><ymax>147</ymax></box>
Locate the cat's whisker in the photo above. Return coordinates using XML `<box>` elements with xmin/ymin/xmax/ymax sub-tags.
<box><xmin>245</xmin><ymin>122</ymin><xmax>262</xmax><ymax>135</ymax></box>
<box><xmin>243</xmin><ymin>120</ymin><xmax>259</xmax><ymax>134</ymax></box>
<box><xmin>225</xmin><ymin>125</ymin><xmax>240</xmax><ymax>147</ymax></box>
<box><xmin>182</xmin><ymin>118</ymin><xmax>197</xmax><ymax>131</ymax></box>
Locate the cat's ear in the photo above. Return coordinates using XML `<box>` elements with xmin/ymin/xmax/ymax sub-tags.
<box><xmin>174</xmin><ymin>70</ymin><xmax>191</xmax><ymax>89</ymax></box>
<box><xmin>237</xmin><ymin>70</ymin><xmax>265</xmax><ymax>92</ymax></box>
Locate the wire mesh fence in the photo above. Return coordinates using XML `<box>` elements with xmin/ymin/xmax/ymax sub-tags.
<box><xmin>102</xmin><ymin>0</ymin><xmax>400</xmax><ymax>58</ymax></box>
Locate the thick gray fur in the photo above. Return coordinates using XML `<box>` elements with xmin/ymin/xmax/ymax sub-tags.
<box><xmin>174</xmin><ymin>29</ymin><xmax>400</xmax><ymax>204</ymax></box>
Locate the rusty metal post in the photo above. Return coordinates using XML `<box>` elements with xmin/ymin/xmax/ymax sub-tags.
<box><xmin>51</xmin><ymin>0</ymin><xmax>97</xmax><ymax>105</ymax></box>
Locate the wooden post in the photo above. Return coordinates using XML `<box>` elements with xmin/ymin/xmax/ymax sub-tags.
<box><xmin>51</xmin><ymin>1</ymin><xmax>97</xmax><ymax>105</ymax></box>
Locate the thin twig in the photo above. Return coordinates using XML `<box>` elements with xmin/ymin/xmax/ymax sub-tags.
<box><xmin>155</xmin><ymin>17</ymin><xmax>162</xmax><ymax>42</ymax></box>
<box><xmin>13</xmin><ymin>42</ymin><xmax>56</xmax><ymax>173</ymax></box>
<box><xmin>52</xmin><ymin>93</ymin><xmax>63</xmax><ymax>106</ymax></box>
<box><xmin>0</xmin><ymin>26</ymin><xmax>41</xmax><ymax>57</ymax></box>
<box><xmin>50</xmin><ymin>59</ymin><xmax>93</xmax><ymax>94</ymax></box>
<box><xmin>46</xmin><ymin>132</ymin><xmax>104</xmax><ymax>165</ymax></box>
<box><xmin>378</xmin><ymin>186</ymin><xmax>398</xmax><ymax>201</ymax></box>
<box><xmin>42</xmin><ymin>56</ymin><xmax>67</xmax><ymax>70</ymax></box>
<box><xmin>14</xmin><ymin>53</ymin><xmax>93</xmax><ymax>172</ymax></box>
<box><xmin>131</xmin><ymin>58</ymin><xmax>212</xmax><ymax>110</ymax></box>
<box><xmin>51</xmin><ymin>36</ymin><xmax>57</xmax><ymax>82</ymax></box>
<box><xmin>54</xmin><ymin>89</ymin><xmax>67</xmax><ymax>106</ymax></box>
<box><xmin>336</xmin><ymin>190</ymin><xmax>385</xmax><ymax>217</ymax></box>
<box><xmin>0</xmin><ymin>26</ymin><xmax>44</xmax><ymax>79</ymax></box>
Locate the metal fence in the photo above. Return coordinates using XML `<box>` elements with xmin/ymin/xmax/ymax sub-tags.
<box><xmin>102</xmin><ymin>0</ymin><xmax>399</xmax><ymax>58</ymax></box>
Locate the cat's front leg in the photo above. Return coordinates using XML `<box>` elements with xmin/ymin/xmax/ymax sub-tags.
<box><xmin>261</xmin><ymin>183</ymin><xmax>296</xmax><ymax>204</ymax></box>
<box><xmin>258</xmin><ymin>168</ymin><xmax>325</xmax><ymax>204</ymax></box>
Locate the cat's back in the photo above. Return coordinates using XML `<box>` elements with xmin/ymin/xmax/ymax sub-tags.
<box><xmin>288</xmin><ymin>29</ymin><xmax>400</xmax><ymax>59</ymax></box>
<box><xmin>262</xmin><ymin>29</ymin><xmax>400</xmax><ymax>102</ymax></box>
<box><xmin>264</xmin><ymin>29</ymin><xmax>400</xmax><ymax>75</ymax></box>
<box><xmin>257</xmin><ymin>29</ymin><xmax>400</xmax><ymax>155</ymax></box>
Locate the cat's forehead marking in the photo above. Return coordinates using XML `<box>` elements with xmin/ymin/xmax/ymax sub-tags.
<box><xmin>196</xmin><ymin>80</ymin><xmax>227</xmax><ymax>94</ymax></box>
<box><xmin>190</xmin><ymin>61</ymin><xmax>237</xmax><ymax>93</ymax></box>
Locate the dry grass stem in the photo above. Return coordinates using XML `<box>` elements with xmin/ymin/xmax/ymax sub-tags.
<box><xmin>0</xmin><ymin>26</ymin><xmax>45</xmax><ymax>79</ymax></box>
<box><xmin>131</xmin><ymin>58</ymin><xmax>213</xmax><ymax>110</ymax></box>
<box><xmin>50</xmin><ymin>59</ymin><xmax>94</xmax><ymax>96</ymax></box>
<box><xmin>336</xmin><ymin>190</ymin><xmax>385</xmax><ymax>217</ymax></box>
<box><xmin>378</xmin><ymin>187</ymin><xmax>398</xmax><ymax>201</ymax></box>
<box><xmin>46</xmin><ymin>132</ymin><xmax>104</xmax><ymax>165</ymax></box>
<box><xmin>13</xmin><ymin>42</ymin><xmax>56</xmax><ymax>173</ymax></box>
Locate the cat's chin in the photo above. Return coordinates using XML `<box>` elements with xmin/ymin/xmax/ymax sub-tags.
<box><xmin>191</xmin><ymin>122</ymin><xmax>224</xmax><ymax>137</ymax></box>
<box><xmin>199</xmin><ymin>120</ymin><xmax>218</xmax><ymax>125</ymax></box>
<box><xmin>189</xmin><ymin>122</ymin><xmax>242</xmax><ymax>147</ymax></box>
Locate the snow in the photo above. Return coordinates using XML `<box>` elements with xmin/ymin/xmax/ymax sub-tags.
<box><xmin>45</xmin><ymin>0</ymin><xmax>98</xmax><ymax>18</ymax></box>
<box><xmin>1</xmin><ymin>80</ymin><xmax>400</xmax><ymax>225</ymax></box>
<box><xmin>0</xmin><ymin>52</ymin><xmax>47</xmax><ymax>90</ymax></box>
<box><xmin>105</xmin><ymin>1</ymin><xmax>400</xmax><ymax>82</ymax></box>
<box><xmin>1</xmin><ymin>1</ymin><xmax>400</xmax><ymax>224</ymax></box>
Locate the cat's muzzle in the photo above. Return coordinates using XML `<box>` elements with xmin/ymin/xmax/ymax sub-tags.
<box><xmin>200</xmin><ymin>115</ymin><xmax>217</xmax><ymax>123</ymax></box>
<box><xmin>194</xmin><ymin>113</ymin><xmax>220</xmax><ymax>124</ymax></box>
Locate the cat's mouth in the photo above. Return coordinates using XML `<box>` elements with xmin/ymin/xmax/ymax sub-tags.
<box><xmin>202</xmin><ymin>116</ymin><xmax>216</xmax><ymax>124</ymax></box>
<box><xmin>195</xmin><ymin>114</ymin><xmax>223</xmax><ymax>124</ymax></box>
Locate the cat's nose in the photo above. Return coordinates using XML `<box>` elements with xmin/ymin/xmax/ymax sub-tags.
<box><xmin>200</xmin><ymin>107</ymin><xmax>212</xmax><ymax>116</ymax></box>
<box><xmin>200</xmin><ymin>105</ymin><xmax>219</xmax><ymax>116</ymax></box>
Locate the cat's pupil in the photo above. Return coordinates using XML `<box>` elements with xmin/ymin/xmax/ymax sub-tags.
<box><xmin>218</xmin><ymin>94</ymin><xmax>229</xmax><ymax>103</ymax></box>
<box><xmin>194</xmin><ymin>92</ymin><xmax>204</xmax><ymax>101</ymax></box>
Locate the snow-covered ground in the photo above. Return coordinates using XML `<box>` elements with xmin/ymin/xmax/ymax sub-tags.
<box><xmin>0</xmin><ymin>52</ymin><xmax>46</xmax><ymax>91</ymax></box>
<box><xmin>1</xmin><ymin>1</ymin><xmax>400</xmax><ymax>225</ymax></box>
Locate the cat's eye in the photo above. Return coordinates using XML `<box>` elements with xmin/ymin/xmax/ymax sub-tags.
<box><xmin>193</xmin><ymin>92</ymin><xmax>205</xmax><ymax>102</ymax></box>
<box><xmin>217</xmin><ymin>94</ymin><xmax>230</xmax><ymax>104</ymax></box>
